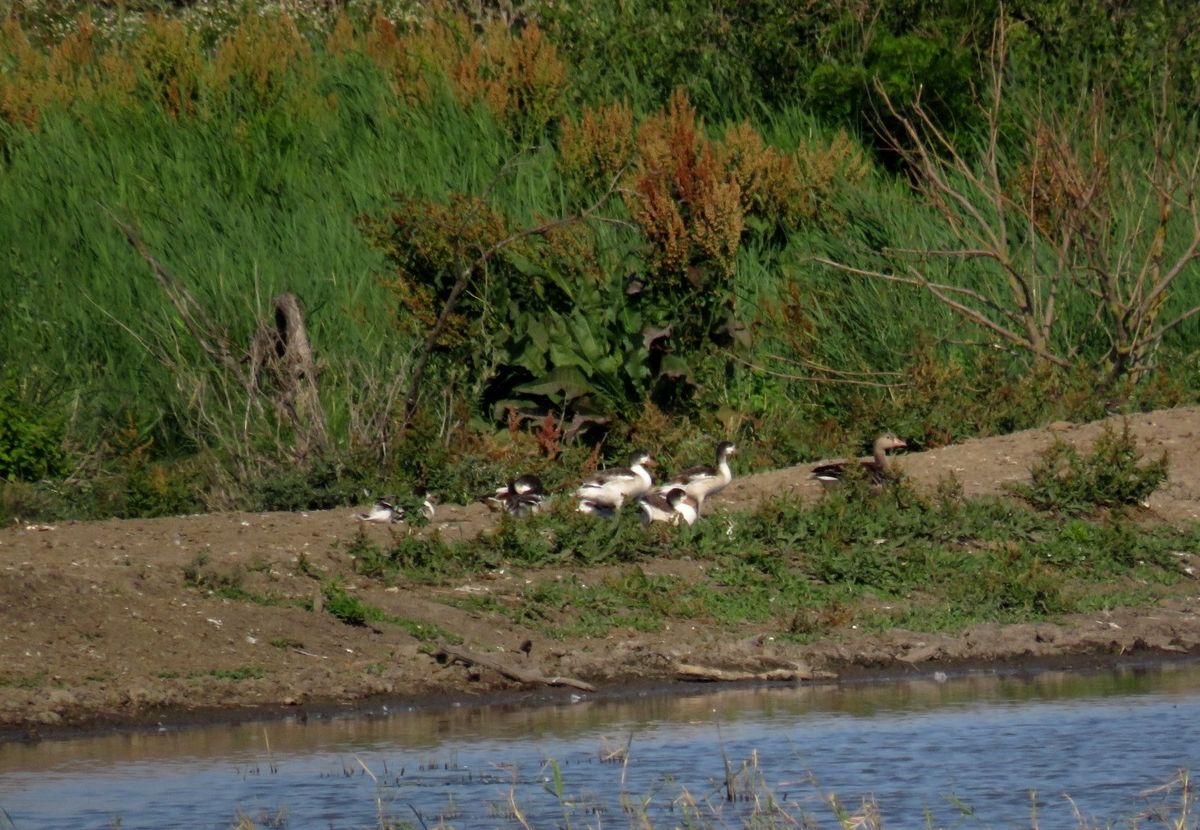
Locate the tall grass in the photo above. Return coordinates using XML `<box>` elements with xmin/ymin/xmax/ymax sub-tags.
<box><xmin>0</xmin><ymin>11</ymin><xmax>1196</xmax><ymax>518</ymax></box>
<box><xmin>0</xmin><ymin>49</ymin><xmax>522</xmax><ymax>450</ymax></box>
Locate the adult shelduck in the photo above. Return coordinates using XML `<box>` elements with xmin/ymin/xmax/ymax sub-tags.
<box><xmin>638</xmin><ymin>487</ymin><xmax>699</xmax><ymax>526</ymax></box>
<box><xmin>657</xmin><ymin>441</ymin><xmax>737</xmax><ymax>512</ymax></box>
<box><xmin>811</xmin><ymin>433</ymin><xmax>907</xmax><ymax>485</ymax></box>
<box><xmin>576</xmin><ymin>498</ymin><xmax>619</xmax><ymax>518</ymax></box>
<box><xmin>575</xmin><ymin>450</ymin><xmax>656</xmax><ymax>511</ymax></box>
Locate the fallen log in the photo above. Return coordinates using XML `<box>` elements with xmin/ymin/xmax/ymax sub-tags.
<box><xmin>675</xmin><ymin>662</ymin><xmax>834</xmax><ymax>683</ymax></box>
<box><xmin>434</xmin><ymin>642</ymin><xmax>595</xmax><ymax>692</ymax></box>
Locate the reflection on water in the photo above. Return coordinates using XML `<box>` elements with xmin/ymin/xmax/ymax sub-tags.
<box><xmin>1</xmin><ymin>662</ymin><xmax>1199</xmax><ymax>829</ymax></box>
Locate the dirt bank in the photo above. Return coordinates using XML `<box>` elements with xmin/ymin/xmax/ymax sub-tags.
<box><xmin>2</xmin><ymin>407</ymin><xmax>1198</xmax><ymax>739</ymax></box>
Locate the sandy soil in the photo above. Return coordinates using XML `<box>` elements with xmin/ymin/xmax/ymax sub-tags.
<box><xmin>2</xmin><ymin>407</ymin><xmax>1198</xmax><ymax>738</ymax></box>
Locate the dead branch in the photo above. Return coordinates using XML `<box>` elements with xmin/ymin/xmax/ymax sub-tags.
<box><xmin>822</xmin><ymin>15</ymin><xmax>1200</xmax><ymax>387</ymax></box>
<box><xmin>114</xmin><ymin>215</ymin><xmax>245</xmax><ymax>381</ymax></box>
<box><xmin>723</xmin><ymin>350</ymin><xmax>906</xmax><ymax>388</ymax></box>
<box><xmin>434</xmin><ymin>642</ymin><xmax>596</xmax><ymax>692</ymax></box>
<box><xmin>765</xmin><ymin>353</ymin><xmax>903</xmax><ymax>378</ymax></box>
<box><xmin>116</xmin><ymin>215</ymin><xmax>332</xmax><ymax>459</ymax></box>
<box><xmin>811</xmin><ymin>257</ymin><xmax>1072</xmax><ymax>368</ymax></box>
<box><xmin>247</xmin><ymin>293</ymin><xmax>330</xmax><ymax>456</ymax></box>
<box><xmin>676</xmin><ymin>662</ymin><xmax>835</xmax><ymax>683</ymax></box>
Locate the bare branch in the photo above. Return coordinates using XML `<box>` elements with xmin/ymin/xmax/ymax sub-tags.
<box><xmin>1148</xmin><ymin>303</ymin><xmax>1200</xmax><ymax>344</ymax></box>
<box><xmin>813</xmin><ymin>256</ymin><xmax>1023</xmax><ymax>326</ymax></box>
<box><xmin>112</xmin><ymin>213</ymin><xmax>244</xmax><ymax>382</ymax></box>
<box><xmin>765</xmin><ymin>353</ymin><xmax>903</xmax><ymax>378</ymax></box>
<box><xmin>919</xmin><ymin>278</ymin><xmax>1071</xmax><ymax>367</ymax></box>
<box><xmin>723</xmin><ymin>351</ymin><xmax>907</xmax><ymax>389</ymax></box>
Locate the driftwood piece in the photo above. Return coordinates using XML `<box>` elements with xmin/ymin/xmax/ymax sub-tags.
<box><xmin>434</xmin><ymin>642</ymin><xmax>595</xmax><ymax>692</ymax></box>
<box><xmin>116</xmin><ymin>215</ymin><xmax>330</xmax><ymax>459</ymax></box>
<box><xmin>249</xmin><ymin>293</ymin><xmax>330</xmax><ymax>456</ymax></box>
<box><xmin>675</xmin><ymin>662</ymin><xmax>834</xmax><ymax>683</ymax></box>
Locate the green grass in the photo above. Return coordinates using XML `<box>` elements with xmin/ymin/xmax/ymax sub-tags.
<box><xmin>182</xmin><ymin>553</ymin><xmax>308</xmax><ymax>609</ymax></box>
<box><xmin>1011</xmin><ymin>424</ymin><xmax>1170</xmax><ymax>514</ymax></box>
<box><xmin>195</xmin><ymin>667</ymin><xmax>267</xmax><ymax>681</ymax></box>
<box><xmin>268</xmin><ymin>637</ymin><xmax>304</xmax><ymax>650</ymax></box>
<box><xmin>321</xmin><ymin>580</ymin><xmax>460</xmax><ymax>643</ymax></box>
<box><xmin>0</xmin><ymin>672</ymin><xmax>48</xmax><ymax>689</ymax></box>
<box><xmin>348</xmin><ymin>479</ymin><xmax>1197</xmax><ymax>641</ymax></box>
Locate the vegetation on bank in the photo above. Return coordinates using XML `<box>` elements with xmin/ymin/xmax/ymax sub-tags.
<box><xmin>0</xmin><ymin>1</ymin><xmax>1198</xmax><ymax>521</ymax></box>
<box><xmin>178</xmin><ymin>430</ymin><xmax>1193</xmax><ymax>649</ymax></box>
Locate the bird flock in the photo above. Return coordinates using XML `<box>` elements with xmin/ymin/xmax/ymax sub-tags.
<box><xmin>356</xmin><ymin>433</ymin><xmax>907</xmax><ymax>527</ymax></box>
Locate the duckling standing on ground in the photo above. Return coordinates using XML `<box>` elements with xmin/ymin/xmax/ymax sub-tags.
<box><xmin>485</xmin><ymin>474</ymin><xmax>547</xmax><ymax>517</ymax></box>
<box><xmin>355</xmin><ymin>497</ymin><xmax>402</xmax><ymax>524</ymax></box>
<box><xmin>355</xmin><ymin>488</ymin><xmax>436</xmax><ymax>523</ymax></box>
<box><xmin>414</xmin><ymin>487</ymin><xmax>437</xmax><ymax>521</ymax></box>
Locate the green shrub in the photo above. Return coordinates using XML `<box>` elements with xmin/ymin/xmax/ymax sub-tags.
<box><xmin>0</xmin><ymin>382</ymin><xmax>64</xmax><ymax>482</ymax></box>
<box><xmin>322</xmin><ymin>580</ymin><xmax>370</xmax><ymax>626</ymax></box>
<box><xmin>251</xmin><ymin>459</ymin><xmax>366</xmax><ymax>511</ymax></box>
<box><xmin>1013</xmin><ymin>424</ymin><xmax>1169</xmax><ymax>514</ymax></box>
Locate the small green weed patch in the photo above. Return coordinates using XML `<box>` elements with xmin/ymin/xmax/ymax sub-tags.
<box><xmin>1013</xmin><ymin>424</ymin><xmax>1169</xmax><ymax>514</ymax></box>
<box><xmin>0</xmin><ymin>672</ymin><xmax>47</xmax><ymax>689</ymax></box>
<box><xmin>183</xmin><ymin>553</ymin><xmax>307</xmax><ymax>609</ymax></box>
<box><xmin>321</xmin><ymin>580</ymin><xmax>460</xmax><ymax>643</ymax></box>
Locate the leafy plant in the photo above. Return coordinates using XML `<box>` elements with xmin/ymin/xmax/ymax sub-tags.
<box><xmin>250</xmin><ymin>459</ymin><xmax>366</xmax><ymax>511</ymax></box>
<box><xmin>322</xmin><ymin>580</ymin><xmax>371</xmax><ymax>626</ymax></box>
<box><xmin>1014</xmin><ymin>424</ymin><xmax>1169</xmax><ymax>513</ymax></box>
<box><xmin>0</xmin><ymin>378</ymin><xmax>64</xmax><ymax>482</ymax></box>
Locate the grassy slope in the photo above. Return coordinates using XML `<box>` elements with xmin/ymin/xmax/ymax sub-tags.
<box><xmin>0</xmin><ymin>15</ymin><xmax>1197</xmax><ymax>522</ymax></box>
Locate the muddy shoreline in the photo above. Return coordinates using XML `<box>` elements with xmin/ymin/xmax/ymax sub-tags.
<box><xmin>2</xmin><ymin>406</ymin><xmax>1199</xmax><ymax>744</ymax></box>
<box><xmin>5</xmin><ymin>639</ymin><xmax>1199</xmax><ymax>745</ymax></box>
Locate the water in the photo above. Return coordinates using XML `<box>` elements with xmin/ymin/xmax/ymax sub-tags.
<box><xmin>1</xmin><ymin>663</ymin><xmax>1199</xmax><ymax>829</ymax></box>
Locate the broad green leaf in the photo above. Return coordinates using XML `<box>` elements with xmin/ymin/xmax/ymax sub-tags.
<box><xmin>513</xmin><ymin>337</ymin><xmax>548</xmax><ymax>374</ymax></box>
<box><xmin>515</xmin><ymin>366</ymin><xmax>596</xmax><ymax>401</ymax></box>
<box><xmin>569</xmin><ymin>315</ymin><xmax>604</xmax><ymax>363</ymax></box>
<box><xmin>623</xmin><ymin>349</ymin><xmax>651</xmax><ymax>383</ymax></box>
<box><xmin>506</xmin><ymin>251</ymin><xmax>541</xmax><ymax>277</ymax></box>
<box><xmin>490</xmin><ymin>398</ymin><xmax>533</xmax><ymax>421</ymax></box>
<box><xmin>524</xmin><ymin>317</ymin><xmax>550</xmax><ymax>353</ymax></box>
<box><xmin>547</xmin><ymin>339</ymin><xmax>586</xmax><ymax>370</ymax></box>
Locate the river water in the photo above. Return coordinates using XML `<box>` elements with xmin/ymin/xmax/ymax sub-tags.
<box><xmin>1</xmin><ymin>662</ymin><xmax>1198</xmax><ymax>829</ymax></box>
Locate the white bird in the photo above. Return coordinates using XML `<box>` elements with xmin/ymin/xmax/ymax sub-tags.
<box><xmin>638</xmin><ymin>487</ymin><xmax>699</xmax><ymax>526</ymax></box>
<box><xmin>655</xmin><ymin>441</ymin><xmax>737</xmax><ymax>513</ymax></box>
<box><xmin>355</xmin><ymin>497</ymin><xmax>401</xmax><ymax>524</ymax></box>
<box><xmin>576</xmin><ymin>498</ymin><xmax>619</xmax><ymax>518</ymax></box>
<box><xmin>414</xmin><ymin>487</ymin><xmax>437</xmax><ymax>521</ymax></box>
<box><xmin>575</xmin><ymin>450</ymin><xmax>656</xmax><ymax>512</ymax></box>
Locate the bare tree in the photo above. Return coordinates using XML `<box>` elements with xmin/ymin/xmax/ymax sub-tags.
<box><xmin>817</xmin><ymin>17</ymin><xmax>1200</xmax><ymax>388</ymax></box>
